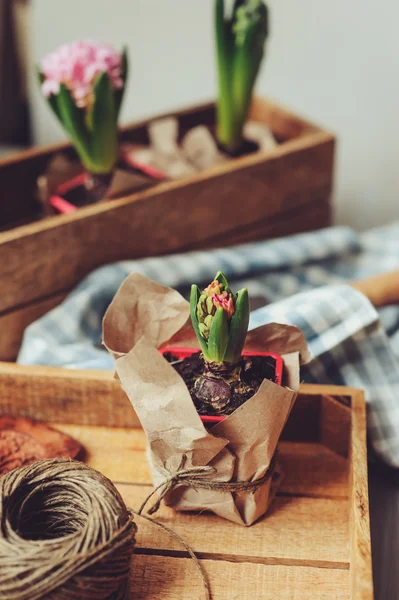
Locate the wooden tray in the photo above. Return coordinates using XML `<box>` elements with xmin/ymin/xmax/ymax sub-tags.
<box><xmin>0</xmin><ymin>96</ymin><xmax>334</xmax><ymax>362</ymax></box>
<box><xmin>0</xmin><ymin>363</ymin><xmax>373</xmax><ymax>599</ymax></box>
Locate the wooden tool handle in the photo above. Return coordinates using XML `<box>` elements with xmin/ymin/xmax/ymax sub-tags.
<box><xmin>351</xmin><ymin>270</ymin><xmax>399</xmax><ymax>307</ymax></box>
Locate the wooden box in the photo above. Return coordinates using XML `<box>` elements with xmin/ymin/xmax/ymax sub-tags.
<box><xmin>0</xmin><ymin>97</ymin><xmax>335</xmax><ymax>362</ymax></box>
<box><xmin>0</xmin><ymin>362</ymin><xmax>373</xmax><ymax>599</ymax></box>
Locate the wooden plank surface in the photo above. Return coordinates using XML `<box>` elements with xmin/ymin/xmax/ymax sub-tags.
<box><xmin>54</xmin><ymin>421</ymin><xmax>351</xmax><ymax>598</ymax></box>
<box><xmin>55</xmin><ymin>422</ymin><xmax>350</xmax><ymax>567</ymax></box>
<box><xmin>0</xmin><ymin>192</ymin><xmax>330</xmax><ymax>362</ymax></box>
<box><xmin>121</xmin><ymin>485</ymin><xmax>349</xmax><ymax>567</ymax></box>
<box><xmin>350</xmin><ymin>390</ymin><xmax>373</xmax><ymax>600</ymax></box>
<box><xmin>0</xmin><ymin>194</ymin><xmax>330</xmax><ymax>363</ymax></box>
<box><xmin>130</xmin><ymin>556</ymin><xmax>350</xmax><ymax>600</ymax></box>
<box><xmin>0</xmin><ymin>381</ymin><xmax>371</xmax><ymax>598</ymax></box>
<box><xmin>0</xmin><ymin>362</ymin><xmax>141</xmax><ymax>428</ymax></box>
<box><xmin>0</xmin><ymin>291</ymin><xmax>67</xmax><ymax>361</ymax></box>
<box><xmin>56</xmin><ymin>422</ymin><xmax>349</xmax><ymax>497</ymax></box>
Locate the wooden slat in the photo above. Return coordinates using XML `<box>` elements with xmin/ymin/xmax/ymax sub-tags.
<box><xmin>116</xmin><ymin>483</ymin><xmax>349</xmax><ymax>567</ymax></box>
<box><xmin>0</xmin><ymin>291</ymin><xmax>67</xmax><ymax>361</ymax></box>
<box><xmin>249</xmin><ymin>96</ymin><xmax>325</xmax><ymax>139</ymax></box>
<box><xmin>0</xmin><ymin>195</ymin><xmax>330</xmax><ymax>362</ymax></box>
<box><xmin>0</xmin><ymin>364</ymin><xmax>354</xmax><ymax>437</ymax></box>
<box><xmin>0</xmin><ymin>362</ymin><xmax>140</xmax><ymax>428</ymax></box>
<box><xmin>278</xmin><ymin>441</ymin><xmax>348</xmax><ymax>498</ymax></box>
<box><xmin>129</xmin><ymin>555</ymin><xmax>350</xmax><ymax>600</ymax></box>
<box><xmin>54</xmin><ymin>422</ymin><xmax>348</xmax><ymax>499</ymax></box>
<box><xmin>350</xmin><ymin>390</ymin><xmax>374</xmax><ymax>599</ymax></box>
<box><xmin>183</xmin><ymin>192</ymin><xmax>331</xmax><ymax>251</ymax></box>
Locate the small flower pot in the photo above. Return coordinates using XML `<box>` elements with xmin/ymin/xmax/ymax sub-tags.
<box><xmin>161</xmin><ymin>346</ymin><xmax>283</xmax><ymax>425</ymax></box>
<box><xmin>49</xmin><ymin>154</ymin><xmax>166</xmax><ymax>214</ymax></box>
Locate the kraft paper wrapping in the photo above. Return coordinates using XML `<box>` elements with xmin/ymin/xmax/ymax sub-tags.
<box><xmin>103</xmin><ymin>273</ymin><xmax>310</xmax><ymax>526</ymax></box>
<box><xmin>37</xmin><ymin>154</ymin><xmax>154</xmax><ymax>210</ymax></box>
<box><xmin>130</xmin><ymin>118</ymin><xmax>275</xmax><ymax>179</ymax></box>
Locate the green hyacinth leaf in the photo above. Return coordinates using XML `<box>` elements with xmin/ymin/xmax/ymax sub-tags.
<box><xmin>231</xmin><ymin>2</ymin><xmax>268</xmax><ymax>139</ymax></box>
<box><xmin>115</xmin><ymin>47</ymin><xmax>128</xmax><ymax>121</ymax></box>
<box><xmin>214</xmin><ymin>270</ymin><xmax>229</xmax><ymax>289</ymax></box>
<box><xmin>56</xmin><ymin>84</ymin><xmax>91</xmax><ymax>168</ymax></box>
<box><xmin>90</xmin><ymin>72</ymin><xmax>118</xmax><ymax>174</ymax></box>
<box><xmin>215</xmin><ymin>0</ymin><xmax>236</xmax><ymax>148</ymax></box>
<box><xmin>207</xmin><ymin>307</ymin><xmax>229</xmax><ymax>363</ymax></box>
<box><xmin>214</xmin><ymin>270</ymin><xmax>232</xmax><ymax>294</ymax></box>
<box><xmin>190</xmin><ymin>284</ymin><xmax>210</xmax><ymax>358</ymax></box>
<box><xmin>223</xmin><ymin>287</ymin><xmax>250</xmax><ymax>364</ymax></box>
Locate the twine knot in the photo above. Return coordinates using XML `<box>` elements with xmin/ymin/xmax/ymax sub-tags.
<box><xmin>139</xmin><ymin>452</ymin><xmax>278</xmax><ymax>516</ymax></box>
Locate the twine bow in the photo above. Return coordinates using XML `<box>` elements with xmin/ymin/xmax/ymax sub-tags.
<box><xmin>138</xmin><ymin>451</ymin><xmax>278</xmax><ymax>516</ymax></box>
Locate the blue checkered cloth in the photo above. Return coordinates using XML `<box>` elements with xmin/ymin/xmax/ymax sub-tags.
<box><xmin>18</xmin><ymin>224</ymin><xmax>399</xmax><ymax>470</ymax></box>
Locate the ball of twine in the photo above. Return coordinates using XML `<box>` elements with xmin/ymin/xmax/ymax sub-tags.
<box><xmin>0</xmin><ymin>458</ymin><xmax>136</xmax><ymax>600</ymax></box>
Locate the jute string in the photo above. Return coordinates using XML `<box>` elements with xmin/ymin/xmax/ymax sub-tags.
<box><xmin>0</xmin><ymin>454</ymin><xmax>276</xmax><ymax>600</ymax></box>
<box><xmin>0</xmin><ymin>458</ymin><xmax>136</xmax><ymax>600</ymax></box>
<box><xmin>139</xmin><ymin>451</ymin><xmax>278</xmax><ymax>516</ymax></box>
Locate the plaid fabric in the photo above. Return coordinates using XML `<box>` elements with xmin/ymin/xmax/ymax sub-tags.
<box><xmin>18</xmin><ymin>223</ymin><xmax>399</xmax><ymax>469</ymax></box>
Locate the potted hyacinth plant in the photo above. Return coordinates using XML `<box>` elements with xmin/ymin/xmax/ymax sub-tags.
<box><xmin>215</xmin><ymin>0</ymin><xmax>269</xmax><ymax>156</ymax></box>
<box><xmin>38</xmin><ymin>41</ymin><xmax>160</xmax><ymax>213</ymax></box>
<box><xmin>162</xmin><ymin>271</ymin><xmax>283</xmax><ymax>424</ymax></box>
<box><xmin>125</xmin><ymin>0</ymin><xmax>273</xmax><ymax>178</ymax></box>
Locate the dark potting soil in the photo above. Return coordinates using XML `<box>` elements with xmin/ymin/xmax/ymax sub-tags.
<box><xmin>217</xmin><ymin>137</ymin><xmax>259</xmax><ymax>158</ymax></box>
<box><xmin>58</xmin><ymin>160</ymin><xmax>154</xmax><ymax>208</ymax></box>
<box><xmin>60</xmin><ymin>172</ymin><xmax>114</xmax><ymax>207</ymax></box>
<box><xmin>163</xmin><ymin>351</ymin><xmax>278</xmax><ymax>417</ymax></box>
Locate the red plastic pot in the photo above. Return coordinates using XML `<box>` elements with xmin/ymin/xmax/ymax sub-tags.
<box><xmin>49</xmin><ymin>154</ymin><xmax>166</xmax><ymax>215</ymax></box>
<box><xmin>161</xmin><ymin>346</ymin><xmax>284</xmax><ymax>425</ymax></box>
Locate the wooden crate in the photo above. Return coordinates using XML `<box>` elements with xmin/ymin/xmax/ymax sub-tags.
<box><xmin>0</xmin><ymin>362</ymin><xmax>373</xmax><ymax>599</ymax></box>
<box><xmin>0</xmin><ymin>97</ymin><xmax>335</xmax><ymax>361</ymax></box>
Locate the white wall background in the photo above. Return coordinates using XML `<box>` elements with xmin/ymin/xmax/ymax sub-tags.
<box><xmin>30</xmin><ymin>0</ymin><xmax>399</xmax><ymax>230</ymax></box>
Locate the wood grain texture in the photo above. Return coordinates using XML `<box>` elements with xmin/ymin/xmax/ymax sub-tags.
<box><xmin>130</xmin><ymin>556</ymin><xmax>350</xmax><ymax>600</ymax></box>
<box><xmin>0</xmin><ymin>362</ymin><xmax>140</xmax><ymax>427</ymax></box>
<box><xmin>350</xmin><ymin>390</ymin><xmax>374</xmax><ymax>600</ymax></box>
<box><xmin>0</xmin><ymin>194</ymin><xmax>330</xmax><ymax>361</ymax></box>
<box><xmin>54</xmin><ymin>421</ymin><xmax>349</xmax><ymax>498</ymax></box>
<box><xmin>0</xmin><ymin>375</ymin><xmax>371</xmax><ymax>598</ymax></box>
<box><xmin>118</xmin><ymin>484</ymin><xmax>349</xmax><ymax>566</ymax></box>
<box><xmin>0</xmin><ymin>364</ymin><xmax>353</xmax><ymax>436</ymax></box>
<box><xmin>0</xmin><ymin>291</ymin><xmax>67</xmax><ymax>361</ymax></box>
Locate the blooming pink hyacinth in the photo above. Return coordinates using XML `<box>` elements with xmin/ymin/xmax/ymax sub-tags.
<box><xmin>40</xmin><ymin>41</ymin><xmax>124</xmax><ymax>109</ymax></box>
<box><xmin>213</xmin><ymin>292</ymin><xmax>235</xmax><ymax>319</ymax></box>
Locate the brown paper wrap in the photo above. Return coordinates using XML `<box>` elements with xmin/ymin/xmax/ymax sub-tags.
<box><xmin>37</xmin><ymin>154</ymin><xmax>155</xmax><ymax>211</ymax></box>
<box><xmin>103</xmin><ymin>273</ymin><xmax>310</xmax><ymax>526</ymax></box>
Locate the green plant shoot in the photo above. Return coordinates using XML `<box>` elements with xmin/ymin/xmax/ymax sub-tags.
<box><xmin>215</xmin><ymin>0</ymin><xmax>269</xmax><ymax>153</ymax></box>
<box><xmin>190</xmin><ymin>271</ymin><xmax>250</xmax><ymax>365</ymax></box>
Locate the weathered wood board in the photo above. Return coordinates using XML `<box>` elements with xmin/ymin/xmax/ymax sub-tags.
<box><xmin>0</xmin><ymin>366</ymin><xmax>372</xmax><ymax>599</ymax></box>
